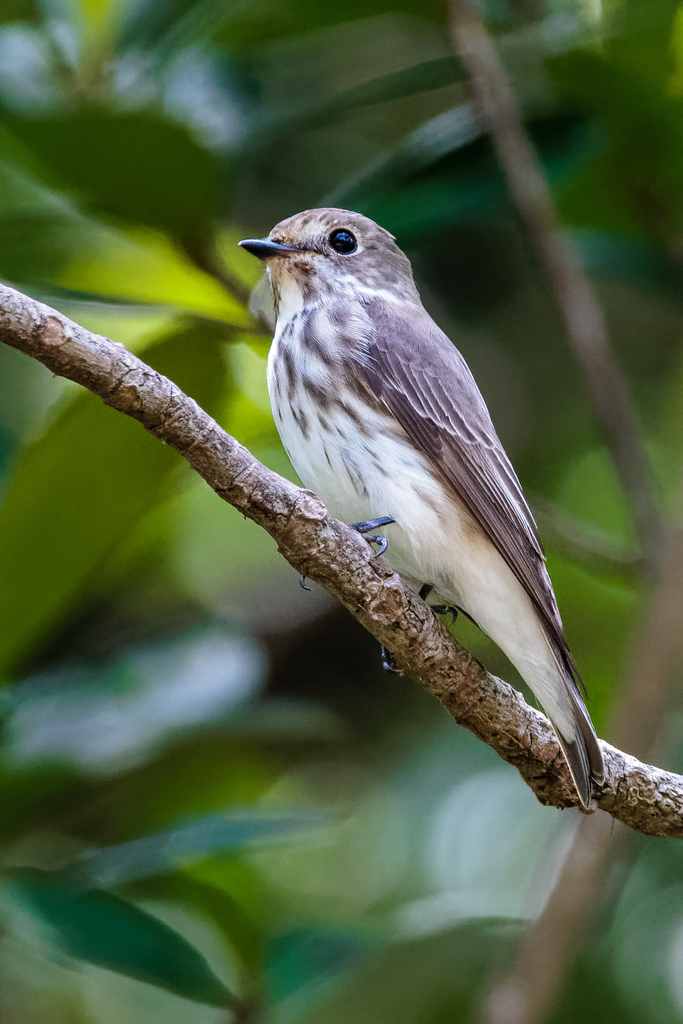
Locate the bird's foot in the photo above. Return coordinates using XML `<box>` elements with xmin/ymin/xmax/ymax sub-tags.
<box><xmin>350</xmin><ymin>516</ymin><xmax>395</xmax><ymax>557</ymax></box>
<box><xmin>381</xmin><ymin>645</ymin><xmax>403</xmax><ymax>674</ymax></box>
<box><xmin>418</xmin><ymin>584</ymin><xmax>457</xmax><ymax>624</ymax></box>
<box><xmin>299</xmin><ymin>574</ymin><xmax>311</xmax><ymax>591</ymax></box>
<box><xmin>432</xmin><ymin>604</ymin><xmax>459</xmax><ymax>625</ymax></box>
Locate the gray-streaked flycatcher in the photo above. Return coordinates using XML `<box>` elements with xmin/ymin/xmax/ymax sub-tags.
<box><xmin>239</xmin><ymin>207</ymin><xmax>604</xmax><ymax>809</ymax></box>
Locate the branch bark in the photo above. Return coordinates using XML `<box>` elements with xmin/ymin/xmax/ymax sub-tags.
<box><xmin>0</xmin><ymin>282</ymin><xmax>680</xmax><ymax>838</ymax></box>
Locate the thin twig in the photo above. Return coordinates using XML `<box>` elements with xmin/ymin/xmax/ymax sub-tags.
<box><xmin>180</xmin><ymin>232</ymin><xmax>268</xmax><ymax>325</ymax></box>
<box><xmin>531</xmin><ymin>498</ymin><xmax>641</xmax><ymax>583</ymax></box>
<box><xmin>449</xmin><ymin>0</ymin><xmax>664</xmax><ymax>580</ymax></box>
<box><xmin>479</xmin><ymin>809</ymin><xmax>618</xmax><ymax>1024</ymax></box>
<box><xmin>0</xmin><ymin>282</ymin><xmax>682</xmax><ymax>837</ymax></box>
<box><xmin>231</xmin><ymin>996</ymin><xmax>262</xmax><ymax>1023</ymax></box>
<box><xmin>446</xmin><ymin>5</ymin><xmax>673</xmax><ymax>1018</ymax></box>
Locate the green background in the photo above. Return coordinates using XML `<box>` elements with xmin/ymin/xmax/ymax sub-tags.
<box><xmin>0</xmin><ymin>0</ymin><xmax>681</xmax><ymax>1019</ymax></box>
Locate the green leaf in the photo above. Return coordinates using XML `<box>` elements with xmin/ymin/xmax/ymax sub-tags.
<box><xmin>212</xmin><ymin>0</ymin><xmax>447</xmax><ymax>49</ymax></box>
<box><xmin>76</xmin><ymin>810</ymin><xmax>330</xmax><ymax>888</ymax></box>
<box><xmin>267</xmin><ymin>928</ymin><xmax>365</xmax><ymax>1004</ymax></box>
<box><xmin>0</xmin><ymin>0</ymin><xmax>39</xmax><ymax>23</ymax></box>
<box><xmin>573</xmin><ymin>229</ymin><xmax>675</xmax><ymax>290</ymax></box>
<box><xmin>552</xmin><ymin>953</ymin><xmax>656</xmax><ymax>1024</ymax></box>
<box><xmin>56</xmin><ymin>304</ymin><xmax>178</xmax><ymax>355</ymax></box>
<box><xmin>549</xmin><ymin>40</ymin><xmax>683</xmax><ymax>237</ymax></box>
<box><xmin>0</xmin><ymin>210</ymin><xmax>92</xmax><ymax>289</ymax></box>
<box><xmin>6</xmin><ymin>868</ymin><xmax>237</xmax><ymax>1008</ymax></box>
<box><xmin>239</xmin><ymin>56</ymin><xmax>463</xmax><ymax>155</ymax></box>
<box><xmin>328</xmin><ymin>110</ymin><xmax>595</xmax><ymax>237</ymax></box>
<box><xmin>6</xmin><ymin>111</ymin><xmax>221</xmax><ymax>241</ymax></box>
<box><xmin>75</xmin><ymin>0</ymin><xmax>122</xmax><ymax>38</ymax></box>
<box><xmin>58</xmin><ymin>225</ymin><xmax>251</xmax><ymax>324</ymax></box>
<box><xmin>323</xmin><ymin>104</ymin><xmax>484</xmax><ymax>210</ymax></box>
<box><xmin>174</xmin><ymin>872</ymin><xmax>264</xmax><ymax>974</ymax></box>
<box><xmin>123</xmin><ymin>0</ymin><xmax>448</xmax><ymax>55</ymax></box>
<box><xmin>0</xmin><ymin>320</ymin><xmax>231</xmax><ymax>677</ymax></box>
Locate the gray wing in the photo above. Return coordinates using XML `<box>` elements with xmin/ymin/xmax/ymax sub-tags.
<box><xmin>357</xmin><ymin>297</ymin><xmax>579</xmax><ymax>685</ymax></box>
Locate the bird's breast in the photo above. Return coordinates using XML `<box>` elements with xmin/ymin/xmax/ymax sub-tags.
<box><xmin>267</xmin><ymin>312</ymin><xmax>396</xmax><ymax>521</ymax></box>
<box><xmin>266</xmin><ymin>311</ymin><xmax>470</xmax><ymax>591</ymax></box>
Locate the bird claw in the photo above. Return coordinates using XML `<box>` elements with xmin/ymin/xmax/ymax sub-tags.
<box><xmin>299</xmin><ymin>574</ymin><xmax>311</xmax><ymax>591</ymax></box>
<box><xmin>381</xmin><ymin>646</ymin><xmax>403</xmax><ymax>674</ymax></box>
<box><xmin>368</xmin><ymin>533</ymin><xmax>389</xmax><ymax>555</ymax></box>
<box><xmin>350</xmin><ymin>516</ymin><xmax>395</xmax><ymax>557</ymax></box>
<box><xmin>418</xmin><ymin>586</ymin><xmax>458</xmax><ymax>624</ymax></box>
<box><xmin>432</xmin><ymin>604</ymin><xmax>459</xmax><ymax>625</ymax></box>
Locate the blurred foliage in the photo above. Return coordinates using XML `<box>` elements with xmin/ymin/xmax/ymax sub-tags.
<box><xmin>7</xmin><ymin>867</ymin><xmax>237</xmax><ymax>1008</ymax></box>
<box><xmin>0</xmin><ymin>0</ymin><xmax>683</xmax><ymax>1021</ymax></box>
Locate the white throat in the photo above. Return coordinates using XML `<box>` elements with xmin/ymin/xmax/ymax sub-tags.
<box><xmin>268</xmin><ymin>266</ymin><xmax>306</xmax><ymax>322</ymax></box>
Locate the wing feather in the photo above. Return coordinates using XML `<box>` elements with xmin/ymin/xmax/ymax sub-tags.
<box><xmin>357</xmin><ymin>297</ymin><xmax>581</xmax><ymax>687</ymax></box>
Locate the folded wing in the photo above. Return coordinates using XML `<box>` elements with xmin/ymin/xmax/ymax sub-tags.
<box><xmin>357</xmin><ymin>296</ymin><xmax>580</xmax><ymax>697</ymax></box>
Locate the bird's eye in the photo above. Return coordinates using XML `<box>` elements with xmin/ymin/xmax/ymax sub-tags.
<box><xmin>329</xmin><ymin>229</ymin><xmax>357</xmax><ymax>254</ymax></box>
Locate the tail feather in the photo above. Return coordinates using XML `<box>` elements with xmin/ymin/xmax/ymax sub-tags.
<box><xmin>552</xmin><ymin>687</ymin><xmax>604</xmax><ymax>809</ymax></box>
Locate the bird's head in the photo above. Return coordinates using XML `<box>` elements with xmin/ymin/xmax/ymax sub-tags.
<box><xmin>239</xmin><ymin>208</ymin><xmax>419</xmax><ymax>319</ymax></box>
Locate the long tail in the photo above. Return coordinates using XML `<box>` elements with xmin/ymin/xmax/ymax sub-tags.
<box><xmin>551</xmin><ymin>677</ymin><xmax>604</xmax><ymax>810</ymax></box>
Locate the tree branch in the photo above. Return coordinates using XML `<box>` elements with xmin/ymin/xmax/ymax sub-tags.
<box><xmin>0</xmin><ymin>281</ymin><xmax>680</xmax><ymax>838</ymax></box>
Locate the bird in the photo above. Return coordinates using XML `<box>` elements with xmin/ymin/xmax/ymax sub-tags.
<box><xmin>238</xmin><ymin>208</ymin><xmax>605</xmax><ymax>809</ymax></box>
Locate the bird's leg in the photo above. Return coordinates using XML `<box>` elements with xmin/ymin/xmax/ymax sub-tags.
<box><xmin>381</xmin><ymin>646</ymin><xmax>403</xmax><ymax>675</ymax></box>
<box><xmin>350</xmin><ymin>516</ymin><xmax>395</xmax><ymax>557</ymax></box>
<box><xmin>433</xmin><ymin>605</ymin><xmax>459</xmax><ymax>625</ymax></box>
<box><xmin>352</xmin><ymin>516</ymin><xmax>399</xmax><ymax>672</ymax></box>
<box><xmin>299</xmin><ymin>575</ymin><xmax>311</xmax><ymax>591</ymax></box>
<box><xmin>419</xmin><ymin>583</ymin><xmax>458</xmax><ymax>624</ymax></box>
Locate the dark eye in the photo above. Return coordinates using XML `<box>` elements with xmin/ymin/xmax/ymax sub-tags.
<box><xmin>329</xmin><ymin>229</ymin><xmax>357</xmax><ymax>254</ymax></box>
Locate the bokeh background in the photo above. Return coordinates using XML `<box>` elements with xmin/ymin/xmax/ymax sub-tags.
<box><xmin>0</xmin><ymin>0</ymin><xmax>682</xmax><ymax>1020</ymax></box>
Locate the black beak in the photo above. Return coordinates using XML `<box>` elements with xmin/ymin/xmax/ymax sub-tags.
<box><xmin>238</xmin><ymin>238</ymin><xmax>298</xmax><ymax>260</ymax></box>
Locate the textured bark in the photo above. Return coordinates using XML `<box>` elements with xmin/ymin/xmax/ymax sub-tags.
<box><xmin>0</xmin><ymin>282</ymin><xmax>681</xmax><ymax>837</ymax></box>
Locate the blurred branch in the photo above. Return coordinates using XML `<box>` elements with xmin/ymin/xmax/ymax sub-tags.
<box><xmin>477</xmin><ymin>809</ymin><xmax>618</xmax><ymax>1024</ymax></box>
<box><xmin>449</xmin><ymin>0</ymin><xmax>664</xmax><ymax>581</ymax></box>
<box><xmin>1</xmin><ymin>282</ymin><xmax>682</xmax><ymax>838</ymax></box>
<box><xmin>610</xmin><ymin>525</ymin><xmax>683</xmax><ymax>754</ymax></box>
<box><xmin>180</xmin><ymin>233</ymin><xmax>269</xmax><ymax>329</ymax></box>
<box><xmin>447</xmin><ymin>6</ymin><xmax>677</xmax><ymax>1018</ymax></box>
<box><xmin>475</xmin><ymin>519</ymin><xmax>683</xmax><ymax>1024</ymax></box>
<box><xmin>232</xmin><ymin>997</ymin><xmax>262</xmax><ymax>1024</ymax></box>
<box><xmin>531</xmin><ymin>497</ymin><xmax>641</xmax><ymax>583</ymax></box>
